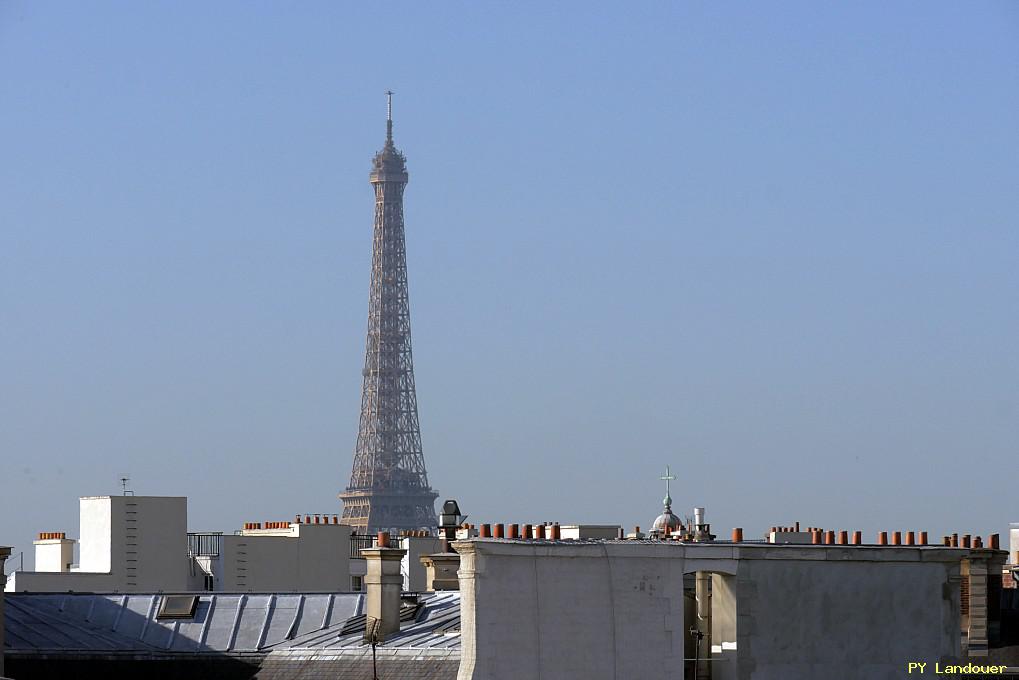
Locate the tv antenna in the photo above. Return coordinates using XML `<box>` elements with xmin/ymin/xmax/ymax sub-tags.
<box><xmin>120</xmin><ymin>475</ymin><xmax>134</xmax><ymax>496</ymax></box>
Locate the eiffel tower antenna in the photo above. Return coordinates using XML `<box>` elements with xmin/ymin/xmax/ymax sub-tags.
<box><xmin>339</xmin><ymin>94</ymin><xmax>438</xmax><ymax>533</ymax></box>
<box><xmin>385</xmin><ymin>90</ymin><xmax>394</xmax><ymax>143</ymax></box>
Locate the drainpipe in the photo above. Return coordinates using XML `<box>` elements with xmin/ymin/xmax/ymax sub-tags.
<box><xmin>361</xmin><ymin>533</ymin><xmax>408</xmax><ymax>637</ymax></box>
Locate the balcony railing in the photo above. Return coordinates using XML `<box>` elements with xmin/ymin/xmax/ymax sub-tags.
<box><xmin>350</xmin><ymin>533</ymin><xmax>378</xmax><ymax>558</ymax></box>
<box><xmin>188</xmin><ymin>532</ymin><xmax>223</xmax><ymax>557</ymax></box>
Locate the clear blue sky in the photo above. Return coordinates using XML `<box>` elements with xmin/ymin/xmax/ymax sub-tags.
<box><xmin>2</xmin><ymin>2</ymin><xmax>1017</xmax><ymax>566</ymax></box>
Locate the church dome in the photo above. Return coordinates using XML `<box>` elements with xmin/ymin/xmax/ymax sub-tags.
<box><xmin>652</xmin><ymin>493</ymin><xmax>683</xmax><ymax>534</ymax></box>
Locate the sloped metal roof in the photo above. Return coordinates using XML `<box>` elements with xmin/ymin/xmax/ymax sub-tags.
<box><xmin>4</xmin><ymin>592</ymin><xmax>460</xmax><ymax>655</ymax></box>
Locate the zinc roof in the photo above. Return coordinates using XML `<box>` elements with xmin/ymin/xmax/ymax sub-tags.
<box><xmin>4</xmin><ymin>592</ymin><xmax>460</xmax><ymax>655</ymax></box>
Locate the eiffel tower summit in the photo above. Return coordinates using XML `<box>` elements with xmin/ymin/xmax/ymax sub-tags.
<box><xmin>339</xmin><ymin>93</ymin><xmax>439</xmax><ymax>534</ymax></box>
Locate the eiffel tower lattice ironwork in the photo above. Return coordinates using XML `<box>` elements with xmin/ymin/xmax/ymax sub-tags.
<box><xmin>339</xmin><ymin>93</ymin><xmax>438</xmax><ymax>533</ymax></box>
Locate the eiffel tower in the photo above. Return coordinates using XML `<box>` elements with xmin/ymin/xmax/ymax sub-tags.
<box><xmin>339</xmin><ymin>93</ymin><xmax>438</xmax><ymax>533</ymax></box>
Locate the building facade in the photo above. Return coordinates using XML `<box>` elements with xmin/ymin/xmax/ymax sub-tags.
<box><xmin>5</xmin><ymin>496</ymin><xmax>432</xmax><ymax>595</ymax></box>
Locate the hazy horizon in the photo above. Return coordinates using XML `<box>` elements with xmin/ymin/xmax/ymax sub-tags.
<box><xmin>2</xmin><ymin>2</ymin><xmax>1018</xmax><ymax>568</ymax></box>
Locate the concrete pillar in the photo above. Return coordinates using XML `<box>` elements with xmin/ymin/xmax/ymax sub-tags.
<box><xmin>711</xmin><ymin>573</ymin><xmax>738</xmax><ymax>680</ymax></box>
<box><xmin>362</xmin><ymin>538</ymin><xmax>408</xmax><ymax>637</ymax></box>
<box><xmin>695</xmin><ymin>570</ymin><xmax>712</xmax><ymax>680</ymax></box>
<box><xmin>419</xmin><ymin>552</ymin><xmax>460</xmax><ymax>591</ymax></box>
<box><xmin>1</xmin><ymin>546</ymin><xmax>11</xmax><ymax>678</ymax></box>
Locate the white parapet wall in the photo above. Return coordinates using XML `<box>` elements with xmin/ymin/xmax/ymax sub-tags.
<box><xmin>216</xmin><ymin>523</ymin><xmax>351</xmax><ymax>592</ymax></box>
<box><xmin>558</xmin><ymin>525</ymin><xmax>622</xmax><ymax>540</ymax></box>
<box><xmin>455</xmin><ymin>540</ymin><xmax>690</xmax><ymax>680</ymax></box>
<box><xmin>453</xmin><ymin>539</ymin><xmax>967</xmax><ymax>680</ymax></box>
<box><xmin>400</xmin><ymin>535</ymin><xmax>444</xmax><ymax>592</ymax></box>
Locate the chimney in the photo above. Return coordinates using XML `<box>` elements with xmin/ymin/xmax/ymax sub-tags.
<box><xmin>34</xmin><ymin>533</ymin><xmax>75</xmax><ymax>573</ymax></box>
<box><xmin>419</xmin><ymin>552</ymin><xmax>460</xmax><ymax>591</ymax></box>
<box><xmin>692</xmin><ymin>507</ymin><xmax>713</xmax><ymax>542</ymax></box>
<box><xmin>362</xmin><ymin>532</ymin><xmax>408</xmax><ymax>637</ymax></box>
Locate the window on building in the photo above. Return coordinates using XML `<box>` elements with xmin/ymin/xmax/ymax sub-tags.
<box><xmin>351</xmin><ymin>575</ymin><xmax>363</xmax><ymax>592</ymax></box>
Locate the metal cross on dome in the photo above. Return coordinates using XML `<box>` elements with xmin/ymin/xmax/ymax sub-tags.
<box><xmin>660</xmin><ymin>465</ymin><xmax>676</xmax><ymax>502</ymax></box>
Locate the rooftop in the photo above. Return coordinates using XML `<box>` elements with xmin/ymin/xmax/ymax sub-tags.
<box><xmin>5</xmin><ymin>591</ymin><xmax>460</xmax><ymax>656</ymax></box>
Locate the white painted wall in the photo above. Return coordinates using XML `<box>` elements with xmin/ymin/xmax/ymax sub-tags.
<box><xmin>1009</xmin><ymin>523</ymin><xmax>1018</xmax><ymax>565</ymax></box>
<box><xmin>456</xmin><ymin>541</ymin><xmax>687</xmax><ymax>680</ymax></box>
<box><xmin>117</xmin><ymin>496</ymin><xmax>189</xmax><ymax>591</ymax></box>
<box><xmin>7</xmin><ymin>496</ymin><xmax>189</xmax><ymax>593</ymax></box>
<box><xmin>5</xmin><ymin>570</ymin><xmax>117</xmax><ymax>592</ymax></box>
<box><xmin>731</xmin><ymin>550</ymin><xmax>961</xmax><ymax>680</ymax></box>
<box><xmin>33</xmin><ymin>539</ymin><xmax>74</xmax><ymax>573</ymax></box>
<box><xmin>217</xmin><ymin>523</ymin><xmax>351</xmax><ymax>592</ymax></box>
<box><xmin>78</xmin><ymin>497</ymin><xmax>112</xmax><ymax>572</ymax></box>
<box><xmin>559</xmin><ymin>525</ymin><xmax>621</xmax><ymax>540</ymax></box>
<box><xmin>10</xmin><ymin>496</ymin><xmax>364</xmax><ymax>595</ymax></box>
<box><xmin>400</xmin><ymin>536</ymin><xmax>443</xmax><ymax>592</ymax></box>
<box><xmin>768</xmin><ymin>530</ymin><xmax>812</xmax><ymax>544</ymax></box>
<box><xmin>454</xmin><ymin>540</ymin><xmax>967</xmax><ymax>680</ymax></box>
